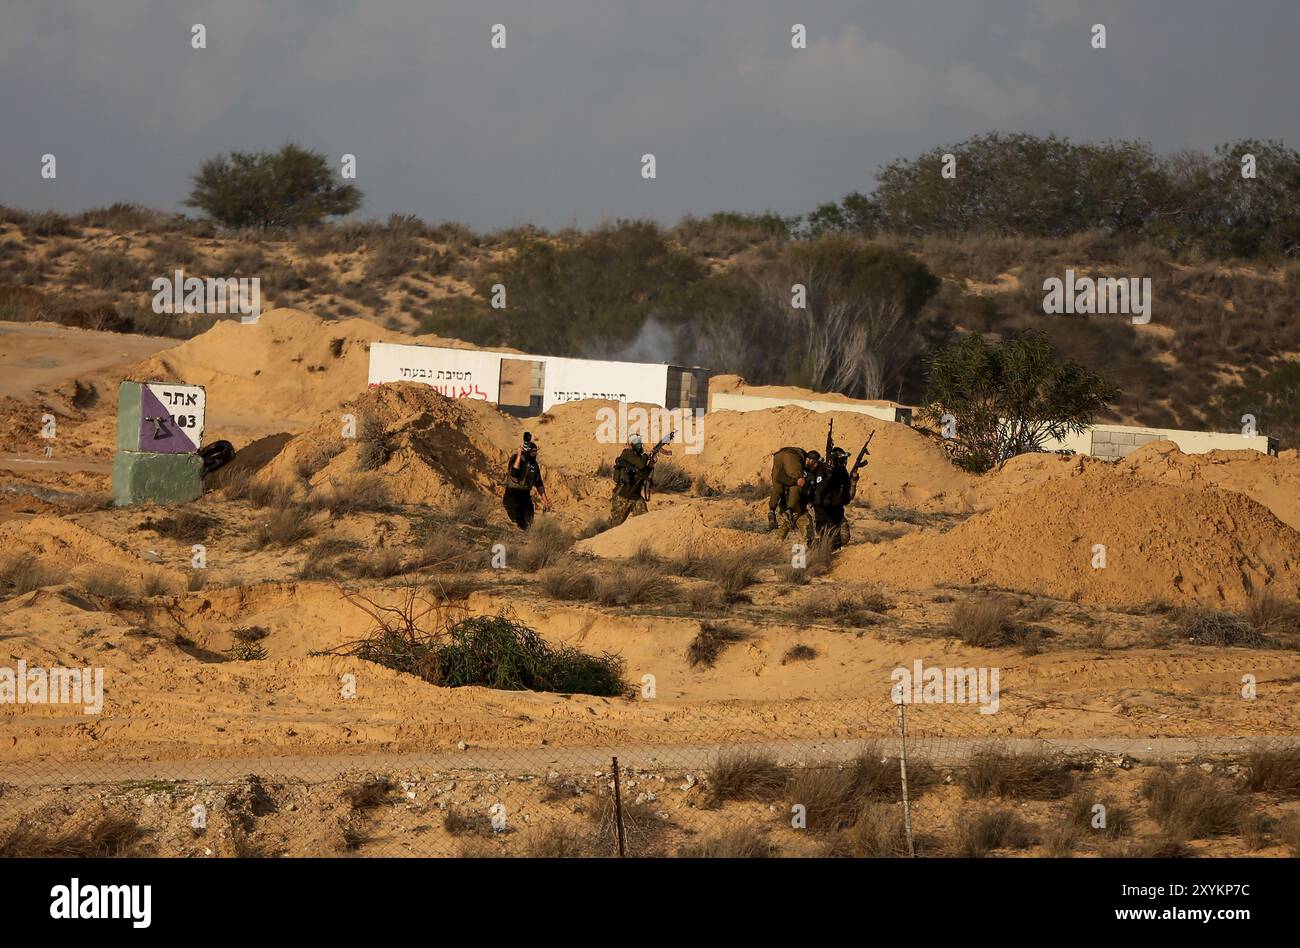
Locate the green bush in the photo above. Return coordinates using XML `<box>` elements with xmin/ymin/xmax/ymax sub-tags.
<box><xmin>185</xmin><ymin>143</ymin><xmax>362</xmax><ymax>229</ymax></box>
<box><xmin>355</xmin><ymin>611</ymin><xmax>625</xmax><ymax>697</ymax></box>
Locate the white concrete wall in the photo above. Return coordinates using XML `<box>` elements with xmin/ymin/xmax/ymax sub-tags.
<box><xmin>367</xmin><ymin>342</ymin><xmax>673</xmax><ymax>411</ymax></box>
<box><xmin>1037</xmin><ymin>423</ymin><xmax>1271</xmax><ymax>457</ymax></box>
<box><xmin>710</xmin><ymin>391</ymin><xmax>912</xmax><ymax>424</ymax></box>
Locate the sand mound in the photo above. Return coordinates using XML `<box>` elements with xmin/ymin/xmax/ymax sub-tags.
<box><xmin>0</xmin><ymin>514</ymin><xmax>188</xmax><ymax>587</ymax></box>
<box><xmin>127</xmin><ymin>308</ymin><xmax>476</xmax><ymax>444</ymax></box>
<box><xmin>576</xmin><ymin>503</ymin><xmax>777</xmax><ymax>560</ymax></box>
<box><xmin>1118</xmin><ymin>440</ymin><xmax>1300</xmax><ymax>531</ymax></box>
<box><xmin>255</xmin><ymin>382</ymin><xmax>528</xmax><ymax>507</ymax></box>
<box><xmin>536</xmin><ymin>401</ymin><xmax>974</xmax><ymax>511</ymax></box>
<box><xmin>834</xmin><ymin>468</ymin><xmax>1300</xmax><ymax>605</ymax></box>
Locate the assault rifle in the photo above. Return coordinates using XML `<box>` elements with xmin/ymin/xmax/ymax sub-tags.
<box><xmin>826</xmin><ymin>419</ymin><xmax>834</xmax><ymax>459</ymax></box>
<box><xmin>851</xmin><ymin>431</ymin><xmax>875</xmax><ymax>474</ymax></box>
<box><xmin>642</xmin><ymin>430</ymin><xmax>676</xmax><ymax>501</ymax></box>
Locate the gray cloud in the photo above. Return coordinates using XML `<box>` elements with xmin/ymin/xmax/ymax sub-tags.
<box><xmin>1</xmin><ymin>0</ymin><xmax>1296</xmax><ymax>229</ymax></box>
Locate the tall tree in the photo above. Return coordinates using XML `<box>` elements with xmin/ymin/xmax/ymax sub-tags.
<box><xmin>185</xmin><ymin>143</ymin><xmax>362</xmax><ymax>229</ymax></box>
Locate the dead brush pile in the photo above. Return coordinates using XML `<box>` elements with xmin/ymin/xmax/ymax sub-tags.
<box><xmin>322</xmin><ymin>588</ymin><xmax>626</xmax><ymax>696</ymax></box>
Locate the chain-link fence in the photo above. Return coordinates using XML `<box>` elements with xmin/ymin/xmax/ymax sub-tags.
<box><xmin>3</xmin><ymin>698</ymin><xmax>1297</xmax><ymax>858</ymax></box>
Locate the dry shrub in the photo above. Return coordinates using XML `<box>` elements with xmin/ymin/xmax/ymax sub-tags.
<box><xmin>1240</xmin><ymin>812</ymin><xmax>1272</xmax><ymax>851</ymax></box>
<box><xmin>443</xmin><ymin>806</ymin><xmax>495</xmax><ymax>837</ymax></box>
<box><xmin>1276</xmin><ymin>814</ymin><xmax>1300</xmax><ymax>856</ymax></box>
<box><xmin>952</xmin><ymin>808</ymin><xmax>1035</xmax><ymax>857</ymax></box>
<box><xmin>140</xmin><ymin>510</ymin><xmax>217</xmax><ymax>542</ymax></box>
<box><xmin>540</xmin><ymin>563</ymin><xmax>599</xmax><ymax>601</ymax></box>
<box><xmin>677</xmin><ymin>825</ymin><xmax>776</xmax><ymax>858</ymax></box>
<box><xmin>81</xmin><ymin>568</ymin><xmax>130</xmax><ymax>601</ymax></box>
<box><xmin>826</xmin><ymin>801</ymin><xmax>911</xmax><ymax>857</ymax></box>
<box><xmin>786</xmin><ymin>747</ymin><xmax>928</xmax><ymax>835</ymax></box>
<box><xmin>524</xmin><ymin>824</ymin><xmax>592</xmax><ymax>857</ymax></box>
<box><xmin>0</xmin><ymin>555</ymin><xmax>53</xmax><ymax>597</ymax></box>
<box><xmin>426</xmin><ymin>574</ymin><xmax>480</xmax><ymax>601</ymax></box>
<box><xmin>295</xmin><ymin>439</ymin><xmax>346</xmax><ymax>480</ymax></box>
<box><xmin>314</xmin><ymin>475</ymin><xmax>391</xmax><ymax>516</ymax></box>
<box><xmin>873</xmin><ymin>505</ymin><xmax>928</xmax><ymax>524</ymax></box>
<box><xmin>686</xmin><ymin>621</ymin><xmax>749</xmax><ymax>668</ymax></box>
<box><xmin>1063</xmin><ymin>787</ymin><xmax>1133</xmax><ymax>839</ymax></box>
<box><xmin>345</xmin><ymin>777</ymin><xmax>394</xmax><ymax>811</ymax></box>
<box><xmin>1176</xmin><ymin>608</ymin><xmax>1266</xmax><ymax>647</ymax></box>
<box><xmin>1141</xmin><ymin>768</ymin><xmax>1249</xmax><ymax>838</ymax></box>
<box><xmin>960</xmin><ymin>747</ymin><xmax>1077</xmax><ymax>800</ymax></box>
<box><xmin>1040</xmin><ymin>820</ymin><xmax>1084</xmax><ymax>857</ymax></box>
<box><xmin>794</xmin><ymin>590</ymin><xmax>887</xmax><ymax>628</ymax></box>
<box><xmin>725</xmin><ymin>480</ymin><xmax>769</xmax><ymax>501</ymax></box>
<box><xmin>0</xmin><ymin>815</ymin><xmax>154</xmax><ymax>857</ymax></box>
<box><xmin>782</xmin><ymin>643</ymin><xmax>818</xmax><ymax>663</ymax></box>
<box><xmin>595</xmin><ymin>565</ymin><xmax>667</xmax><ymax>607</ymax></box>
<box><xmin>140</xmin><ymin>571</ymin><xmax>172</xmax><ymax>597</ymax></box>
<box><xmin>652</xmin><ymin>461</ymin><xmax>692</xmax><ymax>493</ymax></box>
<box><xmin>246</xmin><ymin>507</ymin><xmax>318</xmax><ymax>548</ymax></box>
<box><xmin>354</xmin><ymin>415</ymin><xmax>390</xmax><ymax>471</ymax></box>
<box><xmin>1242</xmin><ymin>748</ymin><xmax>1300</xmax><ymax>796</ymax></box>
<box><xmin>514</xmin><ymin>519</ymin><xmax>574</xmax><ymax>572</ymax></box>
<box><xmin>238</xmin><ymin>477</ymin><xmax>297</xmax><ymax>510</ymax></box>
<box><xmin>1245</xmin><ymin>590</ymin><xmax>1300</xmax><ymax>636</ymax></box>
<box><xmin>669</xmin><ymin>544</ymin><xmax>766</xmax><ymax>598</ymax></box>
<box><xmin>407</xmin><ymin>535</ymin><xmax>488</xmax><ymax>574</ymax></box>
<box><xmin>775</xmin><ymin>536</ymin><xmax>835</xmax><ymax>583</ymax></box>
<box><xmin>349</xmin><ymin>549</ymin><xmax>406</xmax><ymax>579</ymax></box>
<box><xmin>1119</xmin><ymin>598</ymin><xmax>1175</xmax><ymax>616</ymax></box>
<box><xmin>705</xmin><ymin>752</ymin><xmax>789</xmax><ymax>806</ymax></box>
<box><xmin>950</xmin><ymin>594</ymin><xmax>1017</xmax><ymax>647</ymax></box>
<box><xmin>1114</xmin><ymin>835</ymin><xmax>1192</xmax><ymax>858</ymax></box>
<box><xmin>445</xmin><ymin>492</ymin><xmax>494</xmax><ymax>525</ymax></box>
<box><xmin>587</xmin><ymin>791</ymin><xmax>669</xmax><ymax>855</ymax></box>
<box><xmin>684</xmin><ymin>581</ymin><xmax>721</xmax><ymax>613</ymax></box>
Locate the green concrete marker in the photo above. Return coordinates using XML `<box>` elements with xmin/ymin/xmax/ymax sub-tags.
<box><xmin>112</xmin><ymin>380</ymin><xmax>207</xmax><ymax>506</ymax></box>
<box><xmin>112</xmin><ymin>451</ymin><xmax>205</xmax><ymax>506</ymax></box>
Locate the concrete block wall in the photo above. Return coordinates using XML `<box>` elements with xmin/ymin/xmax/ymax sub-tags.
<box><xmin>1089</xmin><ymin>428</ymin><xmax>1164</xmax><ymax>459</ymax></box>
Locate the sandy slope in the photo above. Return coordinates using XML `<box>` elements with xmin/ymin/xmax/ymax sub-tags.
<box><xmin>2</xmin><ymin>307</ymin><xmax>1300</xmax><ymax>783</ymax></box>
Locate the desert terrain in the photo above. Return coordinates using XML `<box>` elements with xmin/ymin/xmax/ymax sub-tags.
<box><xmin>3</xmin><ymin>307</ymin><xmax>1300</xmax><ymax>857</ymax></box>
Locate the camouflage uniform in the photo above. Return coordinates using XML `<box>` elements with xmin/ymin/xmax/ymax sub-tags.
<box><xmin>609</xmin><ymin>445</ymin><xmax>650</xmax><ymax>526</ymax></box>
<box><xmin>769</xmin><ymin>446</ymin><xmax>816</xmax><ymax>542</ymax></box>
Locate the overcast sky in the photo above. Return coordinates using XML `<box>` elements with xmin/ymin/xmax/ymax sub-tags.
<box><xmin>2</xmin><ymin>0</ymin><xmax>1297</xmax><ymax>231</ymax></box>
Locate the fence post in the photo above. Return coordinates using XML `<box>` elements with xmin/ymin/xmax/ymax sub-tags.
<box><xmin>611</xmin><ymin>756</ymin><xmax>627</xmax><ymax>858</ymax></box>
<box><xmin>897</xmin><ymin>703</ymin><xmax>916</xmax><ymax>857</ymax></box>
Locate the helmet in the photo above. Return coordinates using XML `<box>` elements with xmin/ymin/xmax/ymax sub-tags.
<box><xmin>830</xmin><ymin>447</ymin><xmax>849</xmax><ymax>463</ymax></box>
<box><xmin>805</xmin><ymin>450</ymin><xmax>822</xmax><ymax>463</ymax></box>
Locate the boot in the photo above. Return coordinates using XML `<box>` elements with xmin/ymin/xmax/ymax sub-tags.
<box><xmin>767</xmin><ymin>509</ymin><xmax>778</xmax><ymax>532</ymax></box>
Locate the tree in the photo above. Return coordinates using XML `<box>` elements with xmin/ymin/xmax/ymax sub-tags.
<box><xmin>921</xmin><ymin>331</ymin><xmax>1119</xmax><ymax>472</ymax></box>
<box><xmin>484</xmin><ymin>220</ymin><xmax>705</xmax><ymax>357</ymax></box>
<box><xmin>185</xmin><ymin>144</ymin><xmax>362</xmax><ymax>229</ymax></box>
<box><xmin>768</xmin><ymin>239</ymin><xmax>939</xmax><ymax>399</ymax></box>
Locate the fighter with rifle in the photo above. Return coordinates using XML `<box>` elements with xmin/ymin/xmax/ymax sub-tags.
<box><xmin>502</xmin><ymin>430</ymin><xmax>551</xmax><ymax>530</ymax></box>
<box><xmin>810</xmin><ymin>421</ymin><xmax>873</xmax><ymax>550</ymax></box>
<box><xmin>609</xmin><ymin>430</ymin><xmax>675</xmax><ymax>526</ymax></box>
